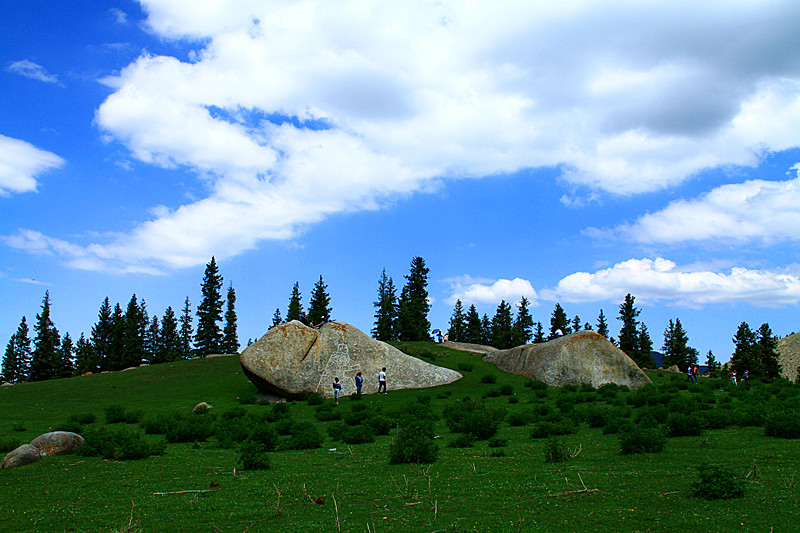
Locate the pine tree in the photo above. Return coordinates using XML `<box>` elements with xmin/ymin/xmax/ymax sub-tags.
<box><xmin>179</xmin><ymin>297</ymin><xmax>193</xmax><ymax>359</ymax></box>
<box><xmin>661</xmin><ymin>318</ymin><xmax>697</xmax><ymax>370</ymax></box>
<box><xmin>397</xmin><ymin>257</ymin><xmax>431</xmax><ymax>341</ymax></box>
<box><xmin>512</xmin><ymin>296</ymin><xmax>534</xmax><ymax>346</ymax></box>
<box><xmin>271</xmin><ymin>308</ymin><xmax>282</xmax><ymax>329</ymax></box>
<box><xmin>447</xmin><ymin>299</ymin><xmax>467</xmax><ymax>342</ymax></box>
<box><xmin>222</xmin><ymin>285</ymin><xmax>239</xmax><ymax>354</ymax></box>
<box><xmin>490</xmin><ymin>300</ymin><xmax>514</xmax><ymax>349</ymax></box>
<box><xmin>107</xmin><ymin>303</ymin><xmax>125</xmax><ymax>371</ymax></box>
<box><xmin>637</xmin><ymin>323</ymin><xmax>654</xmax><ymax>367</ymax></box>
<box><xmin>144</xmin><ymin>315</ymin><xmax>161</xmax><ymax>364</ymax></box>
<box><xmin>29</xmin><ymin>291</ymin><xmax>61</xmax><ymax>382</ymax></box>
<box><xmin>308</xmin><ymin>276</ymin><xmax>332</xmax><ymax>325</ymax></box>
<box><xmin>705</xmin><ymin>350</ymin><xmax>721</xmax><ymax>377</ymax></box>
<box><xmin>465</xmin><ymin>305</ymin><xmax>482</xmax><ymax>343</ymax></box>
<box><xmin>596</xmin><ymin>309</ymin><xmax>609</xmax><ymax>338</ymax></box>
<box><xmin>533</xmin><ymin>321</ymin><xmax>545</xmax><ymax>343</ymax></box>
<box><xmin>286</xmin><ymin>282</ymin><xmax>303</xmax><ymax>322</ymax></box>
<box><xmin>549</xmin><ymin>303</ymin><xmax>569</xmax><ymax>339</ymax></box>
<box><xmin>617</xmin><ymin>293</ymin><xmax>641</xmax><ymax>361</ymax></box>
<box><xmin>73</xmin><ymin>333</ymin><xmax>96</xmax><ymax>376</ymax></box>
<box><xmin>2</xmin><ymin>317</ymin><xmax>32</xmax><ymax>383</ymax></box>
<box><xmin>58</xmin><ymin>332</ymin><xmax>74</xmax><ymax>378</ymax></box>
<box><xmin>121</xmin><ymin>295</ymin><xmax>144</xmax><ymax>368</ymax></box>
<box><xmin>571</xmin><ymin>315</ymin><xmax>582</xmax><ymax>332</ymax></box>
<box><xmin>195</xmin><ymin>257</ymin><xmax>224</xmax><ymax>356</ymax></box>
<box><xmin>372</xmin><ymin>269</ymin><xmax>398</xmax><ymax>341</ymax></box>
<box><xmin>91</xmin><ymin>298</ymin><xmax>113</xmax><ymax>372</ymax></box>
<box><xmin>755</xmin><ymin>323</ymin><xmax>781</xmax><ymax>379</ymax></box>
<box><xmin>480</xmin><ymin>314</ymin><xmax>491</xmax><ymax>344</ymax></box>
<box><xmin>160</xmin><ymin>306</ymin><xmax>181</xmax><ymax>363</ymax></box>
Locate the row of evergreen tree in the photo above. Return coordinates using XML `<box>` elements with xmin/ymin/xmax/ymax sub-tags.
<box><xmin>2</xmin><ymin>257</ymin><xmax>238</xmax><ymax>383</ymax></box>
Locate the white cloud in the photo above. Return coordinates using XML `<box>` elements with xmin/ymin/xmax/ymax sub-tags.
<box><xmin>0</xmin><ymin>135</ymin><xmax>64</xmax><ymax>196</ymax></box>
<box><xmin>593</xmin><ymin>173</ymin><xmax>800</xmax><ymax>244</ymax></box>
<box><xmin>541</xmin><ymin>258</ymin><xmax>800</xmax><ymax>307</ymax></box>
<box><xmin>447</xmin><ymin>276</ymin><xmax>538</xmax><ymax>307</ymax></box>
<box><xmin>15</xmin><ymin>0</ymin><xmax>800</xmax><ymax>271</ymax></box>
<box><xmin>7</xmin><ymin>60</ymin><xmax>62</xmax><ymax>85</ymax></box>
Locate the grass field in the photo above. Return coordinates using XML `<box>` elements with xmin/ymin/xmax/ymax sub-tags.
<box><xmin>1</xmin><ymin>343</ymin><xmax>799</xmax><ymax>532</ymax></box>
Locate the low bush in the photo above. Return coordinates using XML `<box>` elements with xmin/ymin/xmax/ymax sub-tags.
<box><xmin>506</xmin><ymin>412</ymin><xmax>530</xmax><ymax>427</ymax></box>
<box><xmin>104</xmin><ymin>405</ymin><xmax>143</xmax><ymax>424</ymax></box>
<box><xmin>77</xmin><ymin>427</ymin><xmax>165</xmax><ymax>460</ymax></box>
<box><xmin>283</xmin><ymin>423</ymin><xmax>323</xmax><ymax>450</ymax></box>
<box><xmin>619</xmin><ymin>425</ymin><xmax>666</xmax><ymax>455</ymax></box>
<box><xmin>667</xmin><ymin>413</ymin><xmax>704</xmax><ymax>437</ymax></box>
<box><xmin>165</xmin><ymin>414</ymin><xmax>214</xmax><ymax>443</ymax></box>
<box><xmin>480</xmin><ymin>374</ymin><xmax>497</xmax><ymax>384</ymax></box>
<box><xmin>342</xmin><ymin>424</ymin><xmax>375</xmax><ymax>445</ymax></box>
<box><xmin>458</xmin><ymin>362</ymin><xmax>473</xmax><ymax>372</ymax></box>
<box><xmin>314</xmin><ymin>404</ymin><xmax>342</xmax><ymax>422</ymax></box>
<box><xmin>692</xmin><ymin>464</ymin><xmax>745</xmax><ymax>500</ymax></box>
<box><xmin>306</xmin><ymin>393</ymin><xmax>324</xmax><ymax>406</ymax></box>
<box><xmin>764</xmin><ymin>411</ymin><xmax>800</xmax><ymax>439</ymax></box>
<box><xmin>447</xmin><ymin>434</ymin><xmax>474</xmax><ymax>448</ymax></box>
<box><xmin>499</xmin><ymin>384</ymin><xmax>513</xmax><ymax>396</ymax></box>
<box><xmin>0</xmin><ymin>437</ymin><xmax>22</xmax><ymax>453</ymax></box>
<box><xmin>735</xmin><ymin>406</ymin><xmax>764</xmax><ymax>428</ymax></box>
<box><xmin>389</xmin><ymin>419</ymin><xmax>438</xmax><ymax>464</ymax></box>
<box><xmin>248</xmin><ymin>423</ymin><xmax>278</xmax><ymax>452</ymax></box>
<box><xmin>214</xmin><ymin>417</ymin><xmax>251</xmax><ymax>448</ymax></box>
<box><xmin>487</xmin><ymin>437</ymin><xmax>507</xmax><ymax>448</ymax></box>
<box><xmin>601</xmin><ymin>417</ymin><xmax>634</xmax><ymax>435</ymax></box>
<box><xmin>530</xmin><ymin>419</ymin><xmax>575</xmax><ymax>439</ymax></box>
<box><xmin>543</xmin><ymin>436</ymin><xmax>569</xmax><ymax>463</ymax></box>
<box><xmin>443</xmin><ymin>400</ymin><xmax>504</xmax><ymax>440</ymax></box>
<box><xmin>365</xmin><ymin>414</ymin><xmax>393</xmax><ymax>436</ymax></box>
<box><xmin>238</xmin><ymin>440</ymin><xmax>271</xmax><ymax>470</ymax></box>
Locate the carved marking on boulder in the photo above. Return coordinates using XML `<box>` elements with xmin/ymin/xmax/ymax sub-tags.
<box><xmin>316</xmin><ymin>343</ymin><xmax>361</xmax><ymax>395</ymax></box>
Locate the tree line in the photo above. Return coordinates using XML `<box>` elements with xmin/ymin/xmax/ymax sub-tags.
<box><xmin>2</xmin><ymin>254</ymin><xmax>784</xmax><ymax>383</ymax></box>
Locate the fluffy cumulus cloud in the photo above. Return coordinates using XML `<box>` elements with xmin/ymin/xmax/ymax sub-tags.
<box><xmin>591</xmin><ymin>172</ymin><xmax>800</xmax><ymax>244</ymax></box>
<box><xmin>12</xmin><ymin>0</ymin><xmax>800</xmax><ymax>271</ymax></box>
<box><xmin>446</xmin><ymin>275</ymin><xmax>538</xmax><ymax>307</ymax></box>
<box><xmin>0</xmin><ymin>135</ymin><xmax>64</xmax><ymax>196</ymax></box>
<box><xmin>541</xmin><ymin>258</ymin><xmax>800</xmax><ymax>307</ymax></box>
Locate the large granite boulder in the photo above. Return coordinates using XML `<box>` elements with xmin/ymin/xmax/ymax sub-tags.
<box><xmin>777</xmin><ymin>332</ymin><xmax>800</xmax><ymax>381</ymax></box>
<box><xmin>30</xmin><ymin>431</ymin><xmax>84</xmax><ymax>456</ymax></box>
<box><xmin>241</xmin><ymin>321</ymin><xmax>462</xmax><ymax>398</ymax></box>
<box><xmin>1</xmin><ymin>444</ymin><xmax>41</xmax><ymax>469</ymax></box>
<box><xmin>483</xmin><ymin>330</ymin><xmax>652</xmax><ymax>389</ymax></box>
<box><xmin>442</xmin><ymin>341</ymin><xmax>498</xmax><ymax>354</ymax></box>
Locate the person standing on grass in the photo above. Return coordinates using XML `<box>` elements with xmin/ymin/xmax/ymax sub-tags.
<box><xmin>378</xmin><ymin>367</ymin><xmax>387</xmax><ymax>394</ymax></box>
<box><xmin>354</xmin><ymin>372</ymin><xmax>363</xmax><ymax>395</ymax></box>
<box><xmin>333</xmin><ymin>377</ymin><xmax>342</xmax><ymax>404</ymax></box>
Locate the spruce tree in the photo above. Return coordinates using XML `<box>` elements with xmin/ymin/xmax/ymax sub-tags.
<box><xmin>91</xmin><ymin>298</ymin><xmax>113</xmax><ymax>371</ymax></box>
<box><xmin>571</xmin><ymin>315</ymin><xmax>582</xmax><ymax>332</ymax></box>
<box><xmin>512</xmin><ymin>296</ymin><xmax>533</xmax><ymax>346</ymax></box>
<box><xmin>705</xmin><ymin>350</ymin><xmax>721</xmax><ymax>377</ymax></box>
<box><xmin>286</xmin><ymin>282</ymin><xmax>303</xmax><ymax>322</ymax></box>
<box><xmin>480</xmin><ymin>314</ymin><xmax>491</xmax><ymax>344</ymax></box>
<box><xmin>2</xmin><ymin>317</ymin><xmax>32</xmax><ymax>383</ymax></box>
<box><xmin>73</xmin><ymin>333</ymin><xmax>96</xmax><ymax>376</ymax></box>
<box><xmin>533</xmin><ymin>321</ymin><xmax>545</xmax><ymax>343</ymax></box>
<box><xmin>490</xmin><ymin>300</ymin><xmax>514</xmax><ymax>349</ymax></box>
<box><xmin>222</xmin><ymin>285</ymin><xmax>239</xmax><ymax>354</ymax></box>
<box><xmin>271</xmin><ymin>308</ymin><xmax>283</xmax><ymax>329</ymax></box>
<box><xmin>596</xmin><ymin>309</ymin><xmax>609</xmax><ymax>338</ymax></box>
<box><xmin>144</xmin><ymin>315</ymin><xmax>161</xmax><ymax>364</ymax></box>
<box><xmin>549</xmin><ymin>303</ymin><xmax>569</xmax><ymax>339</ymax></box>
<box><xmin>755</xmin><ymin>323</ymin><xmax>781</xmax><ymax>379</ymax></box>
<box><xmin>29</xmin><ymin>291</ymin><xmax>60</xmax><ymax>382</ymax></box>
<box><xmin>465</xmin><ymin>305</ymin><xmax>482</xmax><ymax>343</ymax></box>
<box><xmin>662</xmin><ymin>318</ymin><xmax>694</xmax><ymax>369</ymax></box>
<box><xmin>730</xmin><ymin>321</ymin><xmax>757</xmax><ymax>376</ymax></box>
<box><xmin>179</xmin><ymin>297</ymin><xmax>193</xmax><ymax>359</ymax></box>
<box><xmin>637</xmin><ymin>323</ymin><xmax>654</xmax><ymax>367</ymax></box>
<box><xmin>397</xmin><ymin>257</ymin><xmax>431</xmax><ymax>341</ymax></box>
<box><xmin>108</xmin><ymin>303</ymin><xmax>125</xmax><ymax>370</ymax></box>
<box><xmin>121</xmin><ymin>295</ymin><xmax>144</xmax><ymax>368</ymax></box>
<box><xmin>308</xmin><ymin>276</ymin><xmax>332</xmax><ymax>325</ymax></box>
<box><xmin>617</xmin><ymin>294</ymin><xmax>642</xmax><ymax>363</ymax></box>
<box><xmin>447</xmin><ymin>299</ymin><xmax>467</xmax><ymax>342</ymax></box>
<box><xmin>372</xmin><ymin>269</ymin><xmax>398</xmax><ymax>341</ymax></box>
<box><xmin>58</xmin><ymin>332</ymin><xmax>74</xmax><ymax>378</ymax></box>
<box><xmin>160</xmin><ymin>306</ymin><xmax>181</xmax><ymax>363</ymax></box>
<box><xmin>195</xmin><ymin>257</ymin><xmax>224</xmax><ymax>356</ymax></box>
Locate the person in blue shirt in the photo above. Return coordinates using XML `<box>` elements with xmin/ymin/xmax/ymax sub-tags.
<box><xmin>354</xmin><ymin>372</ymin><xmax>363</xmax><ymax>395</ymax></box>
<box><xmin>333</xmin><ymin>377</ymin><xmax>342</xmax><ymax>404</ymax></box>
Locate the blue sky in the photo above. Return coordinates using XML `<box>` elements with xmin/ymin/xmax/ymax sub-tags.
<box><xmin>2</xmin><ymin>0</ymin><xmax>800</xmax><ymax>364</ymax></box>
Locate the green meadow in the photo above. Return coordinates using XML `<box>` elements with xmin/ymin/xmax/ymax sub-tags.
<box><xmin>2</xmin><ymin>343</ymin><xmax>799</xmax><ymax>532</ymax></box>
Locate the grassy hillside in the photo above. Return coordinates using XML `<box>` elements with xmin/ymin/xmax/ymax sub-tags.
<box><xmin>1</xmin><ymin>345</ymin><xmax>800</xmax><ymax>532</ymax></box>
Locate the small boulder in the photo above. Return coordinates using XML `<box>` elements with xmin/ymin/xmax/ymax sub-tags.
<box><xmin>666</xmin><ymin>365</ymin><xmax>681</xmax><ymax>373</ymax></box>
<box><xmin>30</xmin><ymin>431</ymin><xmax>84</xmax><ymax>456</ymax></box>
<box><xmin>1</xmin><ymin>382</ymin><xmax>13</xmax><ymax>387</ymax></box>
<box><xmin>442</xmin><ymin>341</ymin><xmax>497</xmax><ymax>354</ymax></box>
<box><xmin>1</xmin><ymin>444</ymin><xmax>41</xmax><ymax>469</ymax></box>
<box><xmin>193</xmin><ymin>402</ymin><xmax>213</xmax><ymax>412</ymax></box>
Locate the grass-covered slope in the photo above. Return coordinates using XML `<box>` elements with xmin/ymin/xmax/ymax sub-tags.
<box><xmin>1</xmin><ymin>344</ymin><xmax>800</xmax><ymax>532</ymax></box>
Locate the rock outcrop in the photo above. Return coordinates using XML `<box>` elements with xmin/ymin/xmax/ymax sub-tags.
<box><xmin>483</xmin><ymin>330</ymin><xmax>652</xmax><ymax>389</ymax></box>
<box><xmin>442</xmin><ymin>341</ymin><xmax>497</xmax><ymax>354</ymax></box>
<box><xmin>240</xmin><ymin>321</ymin><xmax>462</xmax><ymax>398</ymax></box>
<box><xmin>777</xmin><ymin>332</ymin><xmax>800</xmax><ymax>382</ymax></box>
<box><xmin>30</xmin><ymin>431</ymin><xmax>84</xmax><ymax>456</ymax></box>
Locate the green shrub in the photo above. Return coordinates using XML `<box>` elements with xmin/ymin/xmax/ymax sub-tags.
<box><xmin>78</xmin><ymin>427</ymin><xmax>165</xmax><ymax>460</ymax></box>
<box><xmin>248</xmin><ymin>423</ymin><xmax>278</xmax><ymax>452</ymax></box>
<box><xmin>220</xmin><ymin>407</ymin><xmax>247</xmax><ymax>420</ymax></box>
<box><xmin>619</xmin><ymin>425</ymin><xmax>666</xmax><ymax>455</ymax></box>
<box><xmin>506</xmin><ymin>412</ymin><xmax>530</xmax><ymax>427</ymax></box>
<box><xmin>342</xmin><ymin>424</ymin><xmax>375</xmax><ymax>445</ymax></box>
<box><xmin>214</xmin><ymin>417</ymin><xmax>251</xmax><ymax>448</ymax></box>
<box><xmin>764</xmin><ymin>411</ymin><xmax>800</xmax><ymax>439</ymax></box>
<box><xmin>634</xmin><ymin>404</ymin><xmax>669</xmax><ymax>427</ymax></box>
<box><xmin>480</xmin><ymin>374</ymin><xmax>497</xmax><ymax>384</ymax></box>
<box><xmin>530</xmin><ymin>419</ymin><xmax>575</xmax><ymax>439</ymax></box>
<box><xmin>140</xmin><ymin>413</ymin><xmax>176</xmax><ymax>435</ymax></box>
<box><xmin>735</xmin><ymin>406</ymin><xmax>764</xmax><ymax>428</ymax></box>
<box><xmin>488</xmin><ymin>437</ymin><xmax>507</xmax><ymax>448</ymax></box>
<box><xmin>307</xmin><ymin>393</ymin><xmax>324</xmax><ymax>406</ymax></box>
<box><xmin>275</xmin><ymin>419</ymin><xmax>296</xmax><ymax>436</ymax></box>
<box><xmin>104</xmin><ymin>405</ymin><xmax>127</xmax><ymax>424</ymax></box>
<box><xmin>458</xmin><ymin>362</ymin><xmax>473</xmax><ymax>372</ymax></box>
<box><xmin>238</xmin><ymin>440</ymin><xmax>271</xmax><ymax>470</ymax></box>
<box><xmin>701</xmin><ymin>408</ymin><xmax>735</xmax><ymax>430</ymax></box>
<box><xmin>526</xmin><ymin>380</ymin><xmax>548</xmax><ymax>390</ymax></box>
<box><xmin>602</xmin><ymin>417</ymin><xmax>634</xmax><ymax>435</ymax></box>
<box><xmin>283</xmin><ymin>423</ymin><xmax>323</xmax><ymax>450</ymax></box>
<box><xmin>692</xmin><ymin>464</ymin><xmax>745</xmax><ymax>500</ymax></box>
<box><xmin>68</xmin><ymin>412</ymin><xmax>96</xmax><ymax>425</ymax></box>
<box><xmin>165</xmin><ymin>415</ymin><xmax>214</xmax><ymax>443</ymax></box>
<box><xmin>544</xmin><ymin>436</ymin><xmax>569</xmax><ymax>463</ymax></box>
<box><xmin>389</xmin><ymin>420</ymin><xmax>438</xmax><ymax>464</ymax></box>
<box><xmin>365</xmin><ymin>414</ymin><xmax>393</xmax><ymax>436</ymax></box>
<box><xmin>508</xmin><ymin>396</ymin><xmax>519</xmax><ymax>404</ymax></box>
<box><xmin>0</xmin><ymin>437</ymin><xmax>22</xmax><ymax>453</ymax></box>
<box><xmin>327</xmin><ymin>420</ymin><xmax>348</xmax><ymax>440</ymax></box>
<box><xmin>11</xmin><ymin>422</ymin><xmax>25</xmax><ymax>432</ymax></box>
<box><xmin>443</xmin><ymin>400</ymin><xmax>504</xmax><ymax>440</ymax></box>
<box><xmin>447</xmin><ymin>434</ymin><xmax>474</xmax><ymax>448</ymax></box>
<box><xmin>314</xmin><ymin>404</ymin><xmax>342</xmax><ymax>421</ymax></box>
<box><xmin>499</xmin><ymin>384</ymin><xmax>513</xmax><ymax>396</ymax></box>
<box><xmin>667</xmin><ymin>413</ymin><xmax>704</xmax><ymax>437</ymax></box>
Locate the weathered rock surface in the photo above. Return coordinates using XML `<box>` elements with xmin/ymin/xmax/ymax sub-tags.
<box><xmin>483</xmin><ymin>331</ymin><xmax>652</xmax><ymax>389</ymax></box>
<box><xmin>442</xmin><ymin>341</ymin><xmax>498</xmax><ymax>354</ymax></box>
<box><xmin>30</xmin><ymin>431</ymin><xmax>84</xmax><ymax>456</ymax></box>
<box><xmin>241</xmin><ymin>321</ymin><xmax>462</xmax><ymax>398</ymax></box>
<box><xmin>1</xmin><ymin>444</ymin><xmax>41</xmax><ymax>469</ymax></box>
<box><xmin>778</xmin><ymin>332</ymin><xmax>800</xmax><ymax>382</ymax></box>
<box><xmin>193</xmin><ymin>402</ymin><xmax>213</xmax><ymax>412</ymax></box>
